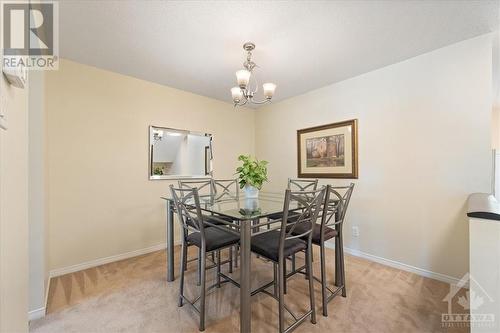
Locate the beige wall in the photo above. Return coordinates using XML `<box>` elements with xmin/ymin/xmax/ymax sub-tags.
<box><xmin>28</xmin><ymin>70</ymin><xmax>48</xmax><ymax>315</ymax></box>
<box><xmin>0</xmin><ymin>70</ymin><xmax>29</xmax><ymax>330</ymax></box>
<box><xmin>46</xmin><ymin>59</ymin><xmax>254</xmax><ymax>270</ymax></box>
<box><xmin>492</xmin><ymin>106</ymin><xmax>499</xmax><ymax>149</ymax></box>
<box><xmin>255</xmin><ymin>35</ymin><xmax>493</xmax><ymax>279</ymax></box>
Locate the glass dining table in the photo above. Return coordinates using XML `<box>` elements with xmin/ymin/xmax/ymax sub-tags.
<box><xmin>161</xmin><ymin>191</ymin><xmax>299</xmax><ymax>333</ymax></box>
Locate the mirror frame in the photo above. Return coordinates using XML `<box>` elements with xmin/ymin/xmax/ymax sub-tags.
<box><xmin>148</xmin><ymin>125</ymin><xmax>213</xmax><ymax>180</ymax></box>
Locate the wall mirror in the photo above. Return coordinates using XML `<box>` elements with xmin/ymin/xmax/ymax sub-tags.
<box><xmin>149</xmin><ymin>126</ymin><xmax>213</xmax><ymax>180</ymax></box>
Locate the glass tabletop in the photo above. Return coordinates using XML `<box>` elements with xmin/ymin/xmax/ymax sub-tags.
<box><xmin>161</xmin><ymin>191</ymin><xmax>300</xmax><ymax>220</ymax></box>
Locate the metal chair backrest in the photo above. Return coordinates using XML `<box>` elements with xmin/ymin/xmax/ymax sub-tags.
<box><xmin>178</xmin><ymin>179</ymin><xmax>215</xmax><ymax>201</ymax></box>
<box><xmin>320</xmin><ymin>183</ymin><xmax>355</xmax><ymax>235</ymax></box>
<box><xmin>213</xmin><ymin>179</ymin><xmax>239</xmax><ymax>201</ymax></box>
<box><xmin>287</xmin><ymin>178</ymin><xmax>318</xmax><ymax>191</ymax></box>
<box><xmin>169</xmin><ymin>185</ymin><xmax>206</xmax><ymax>237</ymax></box>
<box><xmin>280</xmin><ymin>187</ymin><xmax>326</xmax><ymax>257</ymax></box>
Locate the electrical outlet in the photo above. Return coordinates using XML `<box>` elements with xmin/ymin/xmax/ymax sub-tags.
<box><xmin>352</xmin><ymin>226</ymin><xmax>359</xmax><ymax>237</ymax></box>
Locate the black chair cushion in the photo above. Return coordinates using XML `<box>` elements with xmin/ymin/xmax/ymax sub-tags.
<box><xmin>186</xmin><ymin>214</ymin><xmax>233</xmax><ymax>228</ymax></box>
<box><xmin>291</xmin><ymin>223</ymin><xmax>338</xmax><ymax>244</ymax></box>
<box><xmin>204</xmin><ymin>214</ymin><xmax>234</xmax><ymax>225</ymax></box>
<box><xmin>251</xmin><ymin>230</ymin><xmax>307</xmax><ymax>262</ymax></box>
<box><xmin>187</xmin><ymin>227</ymin><xmax>240</xmax><ymax>252</ymax></box>
<box><xmin>267</xmin><ymin>211</ymin><xmax>300</xmax><ymax>220</ymax></box>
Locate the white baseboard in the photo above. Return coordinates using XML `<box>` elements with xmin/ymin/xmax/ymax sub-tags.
<box><xmin>324</xmin><ymin>242</ymin><xmax>462</xmax><ymax>285</ymax></box>
<box><xmin>28</xmin><ymin>307</ymin><xmax>46</xmax><ymax>321</ymax></box>
<box><xmin>28</xmin><ymin>273</ymin><xmax>53</xmax><ymax>321</ymax></box>
<box><xmin>48</xmin><ymin>240</ymin><xmax>461</xmax><ymax>286</ymax></box>
<box><xmin>49</xmin><ymin>243</ymin><xmax>169</xmax><ymax>278</ymax></box>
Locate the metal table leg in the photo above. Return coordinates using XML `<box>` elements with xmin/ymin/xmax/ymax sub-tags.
<box><xmin>240</xmin><ymin>219</ymin><xmax>253</xmax><ymax>332</ymax></box>
<box><xmin>166</xmin><ymin>200</ymin><xmax>175</xmax><ymax>282</ymax></box>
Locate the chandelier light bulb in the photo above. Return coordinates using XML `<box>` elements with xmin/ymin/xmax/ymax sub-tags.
<box><xmin>263</xmin><ymin>83</ymin><xmax>277</xmax><ymax>99</ymax></box>
<box><xmin>236</xmin><ymin>69</ymin><xmax>251</xmax><ymax>89</ymax></box>
<box><xmin>231</xmin><ymin>87</ymin><xmax>243</xmax><ymax>102</ymax></box>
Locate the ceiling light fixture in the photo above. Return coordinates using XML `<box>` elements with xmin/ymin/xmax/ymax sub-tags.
<box><xmin>231</xmin><ymin>42</ymin><xmax>276</xmax><ymax>107</ymax></box>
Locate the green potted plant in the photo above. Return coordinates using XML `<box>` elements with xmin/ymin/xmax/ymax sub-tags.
<box><xmin>236</xmin><ymin>154</ymin><xmax>268</xmax><ymax>198</ymax></box>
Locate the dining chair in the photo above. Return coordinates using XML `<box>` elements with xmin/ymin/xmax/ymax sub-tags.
<box><xmin>288</xmin><ymin>178</ymin><xmax>319</xmax><ymax>191</ymax></box>
<box><xmin>212</xmin><ymin>179</ymin><xmax>240</xmax><ymax>270</ymax></box>
<box><xmin>178</xmin><ymin>179</ymin><xmax>234</xmax><ymax>283</ymax></box>
<box><xmin>250</xmin><ymin>187</ymin><xmax>325</xmax><ymax>333</ymax></box>
<box><xmin>212</xmin><ymin>178</ymin><xmax>239</xmax><ymax>201</ymax></box>
<box><xmin>290</xmin><ymin>183</ymin><xmax>354</xmax><ymax>316</ymax></box>
<box><xmin>170</xmin><ymin>185</ymin><xmax>240</xmax><ymax>331</ymax></box>
<box><xmin>267</xmin><ymin>178</ymin><xmax>318</xmax><ymax>220</ymax></box>
<box><xmin>266</xmin><ymin>178</ymin><xmax>319</xmax><ymax>293</ymax></box>
<box><xmin>178</xmin><ymin>179</ymin><xmax>215</xmax><ymax>200</ymax></box>
<box><xmin>179</xmin><ymin>179</ymin><xmax>234</xmax><ymax>225</ymax></box>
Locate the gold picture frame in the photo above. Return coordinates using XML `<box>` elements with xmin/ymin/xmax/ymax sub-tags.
<box><xmin>297</xmin><ymin>119</ymin><xmax>358</xmax><ymax>179</ymax></box>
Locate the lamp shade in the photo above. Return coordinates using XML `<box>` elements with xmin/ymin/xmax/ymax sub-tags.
<box><xmin>263</xmin><ymin>83</ymin><xmax>276</xmax><ymax>99</ymax></box>
<box><xmin>231</xmin><ymin>87</ymin><xmax>243</xmax><ymax>102</ymax></box>
<box><xmin>236</xmin><ymin>70</ymin><xmax>251</xmax><ymax>89</ymax></box>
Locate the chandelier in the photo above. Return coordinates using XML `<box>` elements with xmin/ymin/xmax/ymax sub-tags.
<box><xmin>231</xmin><ymin>42</ymin><xmax>276</xmax><ymax>107</ymax></box>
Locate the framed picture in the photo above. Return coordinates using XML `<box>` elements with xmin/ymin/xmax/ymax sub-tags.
<box><xmin>297</xmin><ymin>119</ymin><xmax>358</xmax><ymax>179</ymax></box>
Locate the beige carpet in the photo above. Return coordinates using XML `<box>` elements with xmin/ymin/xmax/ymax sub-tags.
<box><xmin>30</xmin><ymin>247</ymin><xmax>468</xmax><ymax>333</ymax></box>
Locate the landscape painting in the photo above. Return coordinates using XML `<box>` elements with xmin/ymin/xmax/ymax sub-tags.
<box><xmin>305</xmin><ymin>134</ymin><xmax>345</xmax><ymax>167</ymax></box>
<box><xmin>297</xmin><ymin>119</ymin><xmax>358</xmax><ymax>178</ymax></box>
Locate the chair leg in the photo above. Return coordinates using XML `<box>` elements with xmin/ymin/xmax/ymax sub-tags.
<box><xmin>273</xmin><ymin>263</ymin><xmax>278</xmax><ymax>297</ymax></box>
<box><xmin>334</xmin><ymin>236</ymin><xmax>340</xmax><ymax>287</ymax></box>
<box><xmin>199</xmin><ymin>246</ymin><xmax>207</xmax><ymax>331</ymax></box>
<box><xmin>182</xmin><ymin>231</ymin><xmax>189</xmax><ymax>271</ymax></box>
<box><xmin>183</xmin><ymin>244</ymin><xmax>188</xmax><ymax>271</ymax></box>
<box><xmin>339</xmin><ymin>233</ymin><xmax>347</xmax><ymax>297</ymax></box>
<box><xmin>234</xmin><ymin>221</ymin><xmax>240</xmax><ymax>268</ymax></box>
<box><xmin>234</xmin><ymin>245</ymin><xmax>239</xmax><ymax>268</ymax></box>
<box><xmin>216</xmin><ymin>250</ymin><xmax>221</xmax><ymax>288</ymax></box>
<box><xmin>278</xmin><ymin>258</ymin><xmax>285</xmax><ymax>333</ymax></box>
<box><xmin>179</xmin><ymin>242</ymin><xmax>187</xmax><ymax>307</ymax></box>
<box><xmin>305</xmin><ymin>252</ymin><xmax>309</xmax><ymax>280</ymax></box>
<box><xmin>228</xmin><ymin>246</ymin><xmax>233</xmax><ymax>273</ymax></box>
<box><xmin>306</xmin><ymin>247</ymin><xmax>317</xmax><ymax>324</ymax></box>
<box><xmin>320</xmin><ymin>243</ymin><xmax>328</xmax><ymax>317</ymax></box>
<box><xmin>283</xmin><ymin>258</ymin><xmax>287</xmax><ymax>294</ymax></box>
<box><xmin>234</xmin><ymin>222</ymin><xmax>240</xmax><ymax>268</ymax></box>
<box><xmin>197</xmin><ymin>248</ymin><xmax>202</xmax><ymax>286</ymax></box>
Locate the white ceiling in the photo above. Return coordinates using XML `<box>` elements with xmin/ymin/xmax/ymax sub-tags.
<box><xmin>59</xmin><ymin>0</ymin><xmax>500</xmax><ymax>108</ymax></box>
